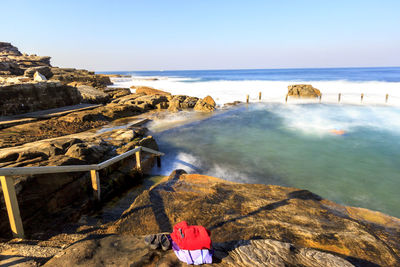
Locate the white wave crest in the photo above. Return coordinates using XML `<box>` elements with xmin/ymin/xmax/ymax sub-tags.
<box><xmin>111</xmin><ymin>76</ymin><xmax>400</xmax><ymax>106</ymax></box>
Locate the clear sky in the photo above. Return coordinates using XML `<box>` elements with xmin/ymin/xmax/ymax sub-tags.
<box><xmin>2</xmin><ymin>0</ymin><xmax>400</xmax><ymax>71</ymax></box>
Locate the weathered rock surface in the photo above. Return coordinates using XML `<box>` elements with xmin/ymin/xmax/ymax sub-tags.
<box><xmin>109</xmin><ymin>171</ymin><xmax>400</xmax><ymax>267</ymax></box>
<box><xmin>131</xmin><ymin>85</ymin><xmax>171</xmax><ymax>96</ymax></box>
<box><xmin>51</xmin><ymin>67</ymin><xmax>112</xmax><ymax>89</ymax></box>
<box><xmin>74</xmin><ymin>85</ymin><xmax>110</xmax><ymax>104</ymax></box>
<box><xmin>24</xmin><ymin>66</ymin><xmax>52</xmax><ymax>79</ymax></box>
<box><xmin>167</xmin><ymin>95</ymin><xmax>200</xmax><ymax>112</ymax></box>
<box><xmin>0</xmin><ymin>82</ymin><xmax>82</xmax><ymax>116</ymax></box>
<box><xmin>112</xmin><ymin>93</ymin><xmax>170</xmax><ymax>110</ymax></box>
<box><xmin>103</xmin><ymin>87</ymin><xmax>131</xmax><ymax>99</ymax></box>
<box><xmin>43</xmin><ymin>234</ymin><xmax>354</xmax><ymax>267</ymax></box>
<box><xmin>0</xmin><ymin>42</ymin><xmax>22</xmax><ymax>56</ymax></box>
<box><xmin>0</xmin><ymin>126</ymin><xmax>158</xmax><ymax>238</ymax></box>
<box><xmin>287</xmin><ymin>84</ymin><xmax>321</xmax><ymax>98</ymax></box>
<box><xmin>194</xmin><ymin>95</ymin><xmax>216</xmax><ymax>112</ymax></box>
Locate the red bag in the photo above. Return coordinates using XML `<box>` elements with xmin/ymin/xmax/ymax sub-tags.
<box><xmin>170</xmin><ymin>221</ymin><xmax>212</xmax><ymax>250</ymax></box>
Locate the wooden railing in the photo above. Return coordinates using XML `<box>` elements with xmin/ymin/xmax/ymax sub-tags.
<box><xmin>0</xmin><ymin>146</ymin><xmax>164</xmax><ymax>239</ymax></box>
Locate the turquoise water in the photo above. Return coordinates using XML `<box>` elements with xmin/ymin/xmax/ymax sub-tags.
<box><xmin>151</xmin><ymin>103</ymin><xmax>400</xmax><ymax>218</ymax></box>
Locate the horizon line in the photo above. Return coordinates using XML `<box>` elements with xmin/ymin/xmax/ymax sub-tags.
<box><xmin>96</xmin><ymin>65</ymin><xmax>400</xmax><ymax>73</ymax></box>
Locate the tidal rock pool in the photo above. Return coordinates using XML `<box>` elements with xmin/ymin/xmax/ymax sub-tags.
<box><xmin>149</xmin><ymin>103</ymin><xmax>400</xmax><ymax>218</ymax></box>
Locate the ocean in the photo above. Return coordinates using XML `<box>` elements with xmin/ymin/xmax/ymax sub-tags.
<box><xmin>106</xmin><ymin>67</ymin><xmax>400</xmax><ymax>218</ymax></box>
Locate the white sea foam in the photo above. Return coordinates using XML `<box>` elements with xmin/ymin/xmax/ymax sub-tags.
<box><xmin>150</xmin><ymin>151</ymin><xmax>202</xmax><ymax>176</ymax></box>
<box><xmin>111</xmin><ymin>76</ymin><xmax>400</xmax><ymax>106</ymax></box>
<box><xmin>268</xmin><ymin>104</ymin><xmax>400</xmax><ymax>137</ymax></box>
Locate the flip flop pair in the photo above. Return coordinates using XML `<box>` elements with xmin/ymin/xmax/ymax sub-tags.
<box><xmin>144</xmin><ymin>234</ymin><xmax>171</xmax><ymax>251</ymax></box>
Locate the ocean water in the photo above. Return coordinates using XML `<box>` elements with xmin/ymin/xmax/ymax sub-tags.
<box><xmin>105</xmin><ymin>67</ymin><xmax>400</xmax><ymax>105</ymax></box>
<box><xmin>107</xmin><ymin>67</ymin><xmax>400</xmax><ymax>218</ymax></box>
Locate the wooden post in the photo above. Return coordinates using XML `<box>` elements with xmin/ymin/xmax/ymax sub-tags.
<box><xmin>0</xmin><ymin>176</ymin><xmax>24</xmax><ymax>238</ymax></box>
<box><xmin>319</xmin><ymin>94</ymin><xmax>322</xmax><ymax>103</ymax></box>
<box><xmin>90</xmin><ymin>170</ymin><xmax>101</xmax><ymax>201</ymax></box>
<box><xmin>285</xmin><ymin>94</ymin><xmax>288</xmax><ymax>103</ymax></box>
<box><xmin>361</xmin><ymin>93</ymin><xmax>364</xmax><ymax>102</ymax></box>
<box><xmin>386</xmin><ymin>94</ymin><xmax>389</xmax><ymax>103</ymax></box>
<box><xmin>338</xmin><ymin>93</ymin><xmax>341</xmax><ymax>103</ymax></box>
<box><xmin>258</xmin><ymin>92</ymin><xmax>262</xmax><ymax>101</ymax></box>
<box><xmin>246</xmin><ymin>95</ymin><xmax>249</xmax><ymax>103</ymax></box>
<box><xmin>135</xmin><ymin>146</ymin><xmax>142</xmax><ymax>172</ymax></box>
<box><xmin>157</xmin><ymin>156</ymin><xmax>161</xmax><ymax>167</ymax></box>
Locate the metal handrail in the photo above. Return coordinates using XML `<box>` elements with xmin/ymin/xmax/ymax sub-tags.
<box><xmin>0</xmin><ymin>146</ymin><xmax>164</xmax><ymax>176</ymax></box>
<box><xmin>0</xmin><ymin>145</ymin><xmax>164</xmax><ymax>239</ymax></box>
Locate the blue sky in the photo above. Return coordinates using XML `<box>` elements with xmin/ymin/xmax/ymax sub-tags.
<box><xmin>3</xmin><ymin>0</ymin><xmax>400</xmax><ymax>71</ymax></box>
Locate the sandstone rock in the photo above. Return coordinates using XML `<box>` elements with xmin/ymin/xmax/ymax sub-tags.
<box><xmin>109</xmin><ymin>171</ymin><xmax>400</xmax><ymax>267</ymax></box>
<box><xmin>287</xmin><ymin>84</ymin><xmax>321</xmax><ymax>98</ymax></box>
<box><xmin>103</xmin><ymin>87</ymin><xmax>131</xmax><ymax>98</ymax></box>
<box><xmin>24</xmin><ymin>66</ymin><xmax>52</xmax><ymax>79</ymax></box>
<box><xmin>0</xmin><ymin>82</ymin><xmax>82</xmax><ymax>116</ymax></box>
<box><xmin>131</xmin><ymin>86</ymin><xmax>171</xmax><ymax>96</ymax></box>
<box><xmin>0</xmin><ymin>128</ymin><xmax>157</xmax><ymax>238</ymax></box>
<box><xmin>194</xmin><ymin>95</ymin><xmax>216</xmax><ymax>112</ymax></box>
<box><xmin>0</xmin><ymin>61</ymin><xmax>24</xmax><ymax>76</ymax></box>
<box><xmin>0</xmin><ymin>42</ymin><xmax>22</xmax><ymax>56</ymax></box>
<box><xmin>112</xmin><ymin>93</ymin><xmax>169</xmax><ymax>111</ymax></box>
<box><xmin>33</xmin><ymin>71</ymin><xmax>47</xmax><ymax>81</ymax></box>
<box><xmin>44</xmin><ymin>234</ymin><xmax>353</xmax><ymax>267</ymax></box>
<box><xmin>75</xmin><ymin>85</ymin><xmax>110</xmax><ymax>104</ymax></box>
<box><xmin>51</xmin><ymin>67</ymin><xmax>112</xmax><ymax>89</ymax></box>
<box><xmin>166</xmin><ymin>95</ymin><xmax>199</xmax><ymax>112</ymax></box>
<box><xmin>167</xmin><ymin>95</ymin><xmax>185</xmax><ymax>112</ymax></box>
<box><xmin>5</xmin><ymin>76</ymin><xmax>31</xmax><ymax>84</ymax></box>
<box><xmin>65</xmin><ymin>143</ymin><xmax>110</xmax><ymax>163</ymax></box>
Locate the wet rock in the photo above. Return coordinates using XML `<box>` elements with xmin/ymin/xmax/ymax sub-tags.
<box><xmin>287</xmin><ymin>84</ymin><xmax>321</xmax><ymax>98</ymax></box>
<box><xmin>109</xmin><ymin>171</ymin><xmax>400</xmax><ymax>267</ymax></box>
<box><xmin>194</xmin><ymin>95</ymin><xmax>216</xmax><ymax>112</ymax></box>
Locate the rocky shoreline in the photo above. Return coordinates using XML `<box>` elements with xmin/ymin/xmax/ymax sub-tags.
<box><xmin>0</xmin><ymin>43</ymin><xmax>399</xmax><ymax>266</ymax></box>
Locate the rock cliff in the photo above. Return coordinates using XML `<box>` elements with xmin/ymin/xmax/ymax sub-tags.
<box><xmin>0</xmin><ymin>82</ymin><xmax>82</xmax><ymax>116</ymax></box>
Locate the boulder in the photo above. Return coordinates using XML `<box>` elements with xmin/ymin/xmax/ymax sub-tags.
<box><xmin>167</xmin><ymin>95</ymin><xmax>199</xmax><ymax>111</ymax></box>
<box><xmin>33</xmin><ymin>71</ymin><xmax>47</xmax><ymax>81</ymax></box>
<box><xmin>287</xmin><ymin>84</ymin><xmax>321</xmax><ymax>98</ymax></box>
<box><xmin>109</xmin><ymin>171</ymin><xmax>400</xmax><ymax>267</ymax></box>
<box><xmin>194</xmin><ymin>95</ymin><xmax>216</xmax><ymax>112</ymax></box>
<box><xmin>131</xmin><ymin>86</ymin><xmax>171</xmax><ymax>96</ymax></box>
<box><xmin>75</xmin><ymin>85</ymin><xmax>110</xmax><ymax>104</ymax></box>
